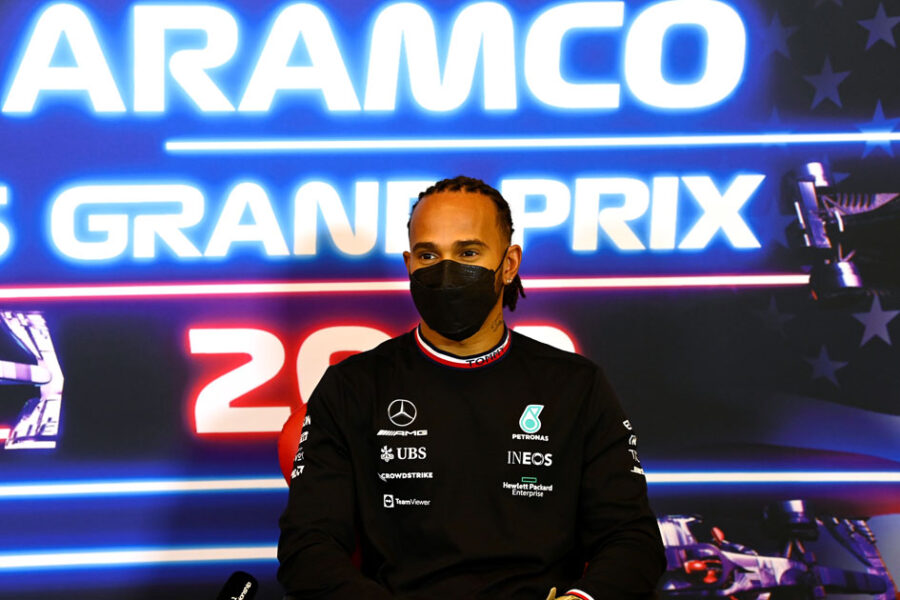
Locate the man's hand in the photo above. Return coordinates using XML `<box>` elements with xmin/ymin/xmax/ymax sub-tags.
<box><xmin>544</xmin><ymin>586</ymin><xmax>579</xmax><ymax>600</ymax></box>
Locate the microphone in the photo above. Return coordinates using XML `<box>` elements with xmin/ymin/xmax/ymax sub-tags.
<box><xmin>215</xmin><ymin>571</ymin><xmax>258</xmax><ymax>600</ymax></box>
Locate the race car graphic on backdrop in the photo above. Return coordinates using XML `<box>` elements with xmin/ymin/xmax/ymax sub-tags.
<box><xmin>0</xmin><ymin>311</ymin><xmax>63</xmax><ymax>449</ymax></box>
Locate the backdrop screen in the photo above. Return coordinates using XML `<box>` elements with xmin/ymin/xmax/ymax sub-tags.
<box><xmin>0</xmin><ymin>0</ymin><xmax>897</xmax><ymax>597</ymax></box>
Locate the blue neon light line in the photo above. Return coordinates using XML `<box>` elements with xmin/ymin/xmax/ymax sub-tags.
<box><xmin>647</xmin><ymin>471</ymin><xmax>900</xmax><ymax>484</ymax></box>
<box><xmin>165</xmin><ymin>132</ymin><xmax>900</xmax><ymax>153</ymax></box>
<box><xmin>0</xmin><ymin>545</ymin><xmax>277</xmax><ymax>570</ymax></box>
<box><xmin>0</xmin><ymin>477</ymin><xmax>286</xmax><ymax>499</ymax></box>
<box><xmin>1</xmin><ymin>472</ymin><xmax>896</xmax><ymax>500</ymax></box>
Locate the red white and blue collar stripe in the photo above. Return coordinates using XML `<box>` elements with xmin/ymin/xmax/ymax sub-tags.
<box><xmin>414</xmin><ymin>325</ymin><xmax>511</xmax><ymax>369</ymax></box>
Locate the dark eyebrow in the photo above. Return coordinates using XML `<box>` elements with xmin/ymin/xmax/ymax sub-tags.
<box><xmin>411</xmin><ymin>242</ymin><xmax>439</xmax><ymax>253</ymax></box>
<box><xmin>411</xmin><ymin>240</ymin><xmax>488</xmax><ymax>253</ymax></box>
<box><xmin>453</xmin><ymin>239</ymin><xmax>488</xmax><ymax>249</ymax></box>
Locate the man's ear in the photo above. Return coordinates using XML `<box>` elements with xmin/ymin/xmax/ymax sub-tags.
<box><xmin>503</xmin><ymin>244</ymin><xmax>522</xmax><ymax>283</ymax></box>
<box><xmin>403</xmin><ymin>250</ymin><xmax>411</xmax><ymax>274</ymax></box>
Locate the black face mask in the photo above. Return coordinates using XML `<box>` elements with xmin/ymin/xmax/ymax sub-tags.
<box><xmin>409</xmin><ymin>251</ymin><xmax>507</xmax><ymax>342</ymax></box>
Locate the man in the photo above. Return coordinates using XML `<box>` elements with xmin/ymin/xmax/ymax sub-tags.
<box><xmin>278</xmin><ymin>176</ymin><xmax>666</xmax><ymax>599</ymax></box>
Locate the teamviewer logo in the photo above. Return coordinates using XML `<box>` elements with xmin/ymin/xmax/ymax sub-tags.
<box><xmin>383</xmin><ymin>494</ymin><xmax>395</xmax><ymax>508</ymax></box>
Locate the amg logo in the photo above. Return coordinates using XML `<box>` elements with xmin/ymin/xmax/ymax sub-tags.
<box><xmin>507</xmin><ymin>451</ymin><xmax>553</xmax><ymax>467</ymax></box>
<box><xmin>377</xmin><ymin>429</ymin><xmax>428</xmax><ymax>436</ymax></box>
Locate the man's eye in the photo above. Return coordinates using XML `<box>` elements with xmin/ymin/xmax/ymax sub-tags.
<box><xmin>461</xmin><ymin>250</ymin><xmax>479</xmax><ymax>257</ymax></box>
<box><xmin>419</xmin><ymin>252</ymin><xmax>436</xmax><ymax>260</ymax></box>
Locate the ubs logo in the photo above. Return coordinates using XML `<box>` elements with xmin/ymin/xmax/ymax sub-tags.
<box><xmin>381</xmin><ymin>446</ymin><xmax>427</xmax><ymax>462</ymax></box>
<box><xmin>387</xmin><ymin>398</ymin><xmax>417</xmax><ymax>427</ymax></box>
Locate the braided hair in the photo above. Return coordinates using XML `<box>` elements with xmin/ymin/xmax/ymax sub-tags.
<box><xmin>408</xmin><ymin>175</ymin><xmax>527</xmax><ymax>311</ymax></box>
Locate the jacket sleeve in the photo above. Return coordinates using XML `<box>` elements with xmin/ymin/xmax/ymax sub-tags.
<box><xmin>277</xmin><ymin>366</ymin><xmax>393</xmax><ymax>600</ymax></box>
<box><xmin>564</xmin><ymin>367</ymin><xmax>667</xmax><ymax>600</ymax></box>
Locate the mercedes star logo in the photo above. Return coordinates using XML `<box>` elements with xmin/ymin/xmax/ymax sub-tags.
<box><xmin>387</xmin><ymin>398</ymin><xmax>417</xmax><ymax>427</ymax></box>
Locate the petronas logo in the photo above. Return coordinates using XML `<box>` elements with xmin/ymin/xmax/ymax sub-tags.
<box><xmin>518</xmin><ymin>405</ymin><xmax>544</xmax><ymax>434</ymax></box>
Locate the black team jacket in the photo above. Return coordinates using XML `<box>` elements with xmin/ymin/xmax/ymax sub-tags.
<box><xmin>278</xmin><ymin>326</ymin><xmax>666</xmax><ymax>600</ymax></box>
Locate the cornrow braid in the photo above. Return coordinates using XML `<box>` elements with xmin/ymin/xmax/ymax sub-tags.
<box><xmin>408</xmin><ymin>175</ymin><xmax>527</xmax><ymax>311</ymax></box>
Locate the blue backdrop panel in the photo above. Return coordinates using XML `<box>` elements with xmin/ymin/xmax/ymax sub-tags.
<box><xmin>0</xmin><ymin>0</ymin><xmax>897</xmax><ymax>598</ymax></box>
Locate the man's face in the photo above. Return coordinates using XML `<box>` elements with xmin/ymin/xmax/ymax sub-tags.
<box><xmin>404</xmin><ymin>190</ymin><xmax>509</xmax><ymax>276</ymax></box>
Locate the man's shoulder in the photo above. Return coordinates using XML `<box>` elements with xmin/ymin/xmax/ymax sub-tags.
<box><xmin>510</xmin><ymin>329</ymin><xmax>599</xmax><ymax>376</ymax></box>
<box><xmin>311</xmin><ymin>332</ymin><xmax>413</xmax><ymax>406</ymax></box>
<box><xmin>330</xmin><ymin>330</ymin><xmax>414</xmax><ymax>374</ymax></box>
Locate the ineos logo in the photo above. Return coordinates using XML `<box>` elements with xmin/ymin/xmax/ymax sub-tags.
<box><xmin>387</xmin><ymin>399</ymin><xmax>417</xmax><ymax>427</ymax></box>
<box><xmin>507</xmin><ymin>451</ymin><xmax>553</xmax><ymax>467</ymax></box>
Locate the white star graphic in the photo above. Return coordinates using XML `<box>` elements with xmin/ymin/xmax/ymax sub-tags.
<box><xmin>858</xmin><ymin>3</ymin><xmax>900</xmax><ymax>49</ymax></box>
<box><xmin>804</xmin><ymin>346</ymin><xmax>847</xmax><ymax>386</ymax></box>
<box><xmin>857</xmin><ymin>100</ymin><xmax>900</xmax><ymax>157</ymax></box>
<box><xmin>803</xmin><ymin>57</ymin><xmax>851</xmax><ymax>109</ymax></box>
<box><xmin>852</xmin><ymin>294</ymin><xmax>899</xmax><ymax>346</ymax></box>
<box><xmin>760</xmin><ymin>12</ymin><xmax>798</xmax><ymax>58</ymax></box>
<box><xmin>753</xmin><ymin>296</ymin><xmax>793</xmax><ymax>336</ymax></box>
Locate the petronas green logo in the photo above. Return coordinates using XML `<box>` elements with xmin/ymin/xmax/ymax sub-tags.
<box><xmin>519</xmin><ymin>404</ymin><xmax>544</xmax><ymax>433</ymax></box>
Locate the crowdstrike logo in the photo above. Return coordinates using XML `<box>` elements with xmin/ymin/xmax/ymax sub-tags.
<box><xmin>387</xmin><ymin>399</ymin><xmax>417</xmax><ymax>427</ymax></box>
<box><xmin>378</xmin><ymin>471</ymin><xmax>433</xmax><ymax>481</ymax></box>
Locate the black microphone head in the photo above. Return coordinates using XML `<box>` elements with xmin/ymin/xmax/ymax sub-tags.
<box><xmin>216</xmin><ymin>571</ymin><xmax>258</xmax><ymax>600</ymax></box>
